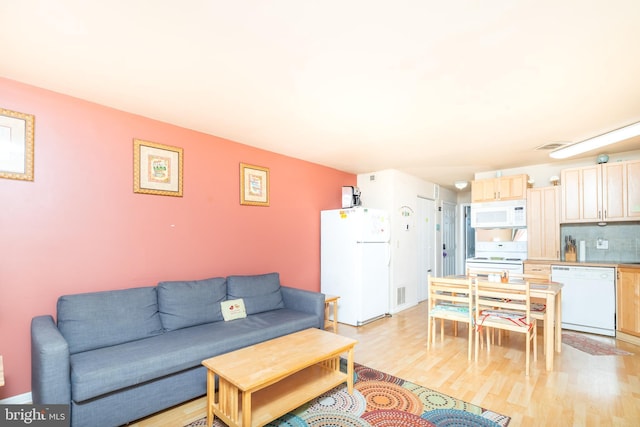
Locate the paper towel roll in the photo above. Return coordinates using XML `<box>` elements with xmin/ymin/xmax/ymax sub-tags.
<box><xmin>579</xmin><ymin>240</ymin><xmax>586</xmax><ymax>262</ymax></box>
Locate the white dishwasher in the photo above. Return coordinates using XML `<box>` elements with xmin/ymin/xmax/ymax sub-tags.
<box><xmin>551</xmin><ymin>265</ymin><xmax>616</xmax><ymax>336</ymax></box>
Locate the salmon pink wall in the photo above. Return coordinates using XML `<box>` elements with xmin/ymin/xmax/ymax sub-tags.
<box><xmin>0</xmin><ymin>77</ymin><xmax>355</xmax><ymax>399</ymax></box>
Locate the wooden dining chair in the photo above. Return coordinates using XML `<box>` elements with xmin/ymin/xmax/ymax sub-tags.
<box><xmin>509</xmin><ymin>272</ymin><xmax>550</xmax><ymax>352</ymax></box>
<box><xmin>474</xmin><ymin>279</ymin><xmax>537</xmax><ymax>376</ymax></box>
<box><xmin>427</xmin><ymin>276</ymin><xmax>474</xmax><ymax>360</ymax></box>
<box><xmin>466</xmin><ymin>268</ymin><xmax>506</xmax><ymax>344</ymax></box>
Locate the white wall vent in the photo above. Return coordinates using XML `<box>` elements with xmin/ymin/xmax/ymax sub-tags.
<box><xmin>396</xmin><ymin>286</ymin><xmax>406</xmax><ymax>306</ymax></box>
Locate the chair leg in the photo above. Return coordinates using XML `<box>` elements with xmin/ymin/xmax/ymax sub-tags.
<box><xmin>525</xmin><ymin>331</ymin><xmax>530</xmax><ymax>376</ymax></box>
<box><xmin>475</xmin><ymin>327</ymin><xmax>480</xmax><ymax>362</ymax></box>
<box><xmin>533</xmin><ymin>327</ymin><xmax>537</xmax><ymax>362</ymax></box>
<box><xmin>467</xmin><ymin>322</ymin><xmax>473</xmax><ymax>360</ymax></box>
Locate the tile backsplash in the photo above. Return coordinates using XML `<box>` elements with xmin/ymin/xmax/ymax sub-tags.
<box><xmin>560</xmin><ymin>222</ymin><xmax>640</xmax><ymax>263</ymax></box>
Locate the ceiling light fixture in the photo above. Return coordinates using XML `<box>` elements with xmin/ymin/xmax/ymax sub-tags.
<box><xmin>454</xmin><ymin>181</ymin><xmax>468</xmax><ymax>190</ymax></box>
<box><xmin>549</xmin><ymin>121</ymin><xmax>640</xmax><ymax>159</ymax></box>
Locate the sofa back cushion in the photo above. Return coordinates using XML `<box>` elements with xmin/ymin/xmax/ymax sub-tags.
<box><xmin>226</xmin><ymin>272</ymin><xmax>285</xmax><ymax>315</ymax></box>
<box><xmin>157</xmin><ymin>277</ymin><xmax>227</xmax><ymax>331</ymax></box>
<box><xmin>57</xmin><ymin>287</ymin><xmax>163</xmax><ymax>354</ymax></box>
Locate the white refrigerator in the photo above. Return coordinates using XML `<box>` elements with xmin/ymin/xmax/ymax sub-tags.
<box><xmin>320</xmin><ymin>208</ymin><xmax>391</xmax><ymax>326</ymax></box>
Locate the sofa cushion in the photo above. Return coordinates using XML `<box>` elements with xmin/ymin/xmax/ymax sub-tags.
<box><xmin>57</xmin><ymin>287</ymin><xmax>163</xmax><ymax>354</ymax></box>
<box><xmin>69</xmin><ymin>308</ymin><xmax>320</xmax><ymax>402</ymax></box>
<box><xmin>226</xmin><ymin>272</ymin><xmax>285</xmax><ymax>315</ymax></box>
<box><xmin>157</xmin><ymin>277</ymin><xmax>227</xmax><ymax>331</ymax></box>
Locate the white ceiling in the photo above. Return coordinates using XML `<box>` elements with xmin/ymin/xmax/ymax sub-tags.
<box><xmin>2</xmin><ymin>1</ymin><xmax>640</xmax><ymax>190</ymax></box>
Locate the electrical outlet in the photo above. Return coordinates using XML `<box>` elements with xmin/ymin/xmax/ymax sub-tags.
<box><xmin>596</xmin><ymin>238</ymin><xmax>609</xmax><ymax>250</ymax></box>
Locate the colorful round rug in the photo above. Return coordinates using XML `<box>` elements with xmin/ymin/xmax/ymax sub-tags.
<box><xmin>300</xmin><ymin>410</ymin><xmax>371</xmax><ymax>427</ymax></box>
<box><xmin>354</xmin><ymin>364</ymin><xmax>404</xmax><ymax>385</ymax></box>
<box><xmin>304</xmin><ymin>385</ymin><xmax>367</xmax><ymax>416</ymax></box>
<box><xmin>264</xmin><ymin>413</ymin><xmax>307</xmax><ymax>427</ymax></box>
<box><xmin>421</xmin><ymin>409</ymin><xmax>502</xmax><ymax>426</ymax></box>
<box><xmin>355</xmin><ymin>380</ymin><xmax>423</xmax><ymax>414</ymax></box>
<box><xmin>362</xmin><ymin>409</ymin><xmax>436</xmax><ymax>426</ymax></box>
<box><xmin>403</xmin><ymin>383</ymin><xmax>482</xmax><ymax>413</ymax></box>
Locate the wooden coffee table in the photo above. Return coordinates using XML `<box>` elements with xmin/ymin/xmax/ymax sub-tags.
<box><xmin>202</xmin><ymin>328</ymin><xmax>357</xmax><ymax>427</ymax></box>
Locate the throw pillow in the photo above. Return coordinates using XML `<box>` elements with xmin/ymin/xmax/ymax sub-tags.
<box><xmin>221</xmin><ymin>298</ymin><xmax>247</xmax><ymax>321</ymax></box>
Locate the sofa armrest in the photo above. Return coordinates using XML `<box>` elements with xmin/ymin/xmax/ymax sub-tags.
<box><xmin>31</xmin><ymin>315</ymin><xmax>71</xmax><ymax>404</ymax></box>
<box><xmin>280</xmin><ymin>286</ymin><xmax>325</xmax><ymax>329</ymax></box>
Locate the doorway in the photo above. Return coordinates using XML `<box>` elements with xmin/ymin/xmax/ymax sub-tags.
<box><xmin>417</xmin><ymin>197</ymin><xmax>435</xmax><ymax>302</ymax></box>
<box><xmin>441</xmin><ymin>201</ymin><xmax>456</xmax><ymax>277</ymax></box>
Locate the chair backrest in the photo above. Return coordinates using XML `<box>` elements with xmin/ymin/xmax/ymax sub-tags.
<box><xmin>474</xmin><ymin>279</ymin><xmax>532</xmax><ymax>329</ymax></box>
<box><xmin>428</xmin><ymin>276</ymin><xmax>473</xmax><ymax>314</ymax></box>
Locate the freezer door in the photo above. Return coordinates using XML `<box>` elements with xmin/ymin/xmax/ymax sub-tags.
<box><xmin>358</xmin><ymin>209</ymin><xmax>390</xmax><ymax>243</ymax></box>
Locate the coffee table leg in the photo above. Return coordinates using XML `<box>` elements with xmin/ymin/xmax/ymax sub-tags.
<box><xmin>206</xmin><ymin>370</ymin><xmax>215</xmax><ymax>427</ymax></box>
<box><xmin>346</xmin><ymin>346</ymin><xmax>354</xmax><ymax>394</ymax></box>
<box><xmin>242</xmin><ymin>391</ymin><xmax>252</xmax><ymax>427</ymax></box>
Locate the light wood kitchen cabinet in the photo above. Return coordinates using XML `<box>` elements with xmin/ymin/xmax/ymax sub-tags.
<box><xmin>617</xmin><ymin>267</ymin><xmax>640</xmax><ymax>339</ymax></box>
<box><xmin>471</xmin><ymin>174</ymin><xmax>528</xmax><ymax>202</ymax></box>
<box><xmin>625</xmin><ymin>160</ymin><xmax>640</xmax><ymax>219</ymax></box>
<box><xmin>560</xmin><ymin>159</ymin><xmax>640</xmax><ymax>223</ymax></box>
<box><xmin>527</xmin><ymin>186</ymin><xmax>560</xmax><ymax>260</ymax></box>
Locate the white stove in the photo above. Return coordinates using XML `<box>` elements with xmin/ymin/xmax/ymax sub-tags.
<box><xmin>465</xmin><ymin>241</ymin><xmax>526</xmax><ymax>274</ymax></box>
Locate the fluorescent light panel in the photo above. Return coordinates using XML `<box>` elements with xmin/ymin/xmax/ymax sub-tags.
<box><xmin>549</xmin><ymin>121</ymin><xmax>640</xmax><ymax>159</ymax></box>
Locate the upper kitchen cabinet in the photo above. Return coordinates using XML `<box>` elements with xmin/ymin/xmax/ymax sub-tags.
<box><xmin>626</xmin><ymin>160</ymin><xmax>640</xmax><ymax>219</ymax></box>
<box><xmin>527</xmin><ymin>186</ymin><xmax>560</xmax><ymax>260</ymax></box>
<box><xmin>561</xmin><ymin>159</ymin><xmax>640</xmax><ymax>223</ymax></box>
<box><xmin>471</xmin><ymin>174</ymin><xmax>528</xmax><ymax>202</ymax></box>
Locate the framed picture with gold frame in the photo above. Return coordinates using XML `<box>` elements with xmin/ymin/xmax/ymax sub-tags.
<box><xmin>0</xmin><ymin>107</ymin><xmax>35</xmax><ymax>181</ymax></box>
<box><xmin>133</xmin><ymin>139</ymin><xmax>183</xmax><ymax>197</ymax></box>
<box><xmin>240</xmin><ymin>163</ymin><xmax>269</xmax><ymax>206</ymax></box>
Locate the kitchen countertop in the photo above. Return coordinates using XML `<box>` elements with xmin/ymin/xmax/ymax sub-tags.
<box><xmin>525</xmin><ymin>259</ymin><xmax>640</xmax><ymax>269</ymax></box>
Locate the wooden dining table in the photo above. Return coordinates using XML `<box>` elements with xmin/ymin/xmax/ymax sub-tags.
<box><xmin>446</xmin><ymin>276</ymin><xmax>563</xmax><ymax>371</ymax></box>
<box><xmin>528</xmin><ymin>281</ymin><xmax>563</xmax><ymax>371</ymax></box>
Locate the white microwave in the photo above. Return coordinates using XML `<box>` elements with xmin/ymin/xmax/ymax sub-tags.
<box><xmin>470</xmin><ymin>200</ymin><xmax>527</xmax><ymax>228</ymax></box>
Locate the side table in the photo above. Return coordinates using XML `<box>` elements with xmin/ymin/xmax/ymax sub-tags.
<box><xmin>324</xmin><ymin>295</ymin><xmax>340</xmax><ymax>333</ymax></box>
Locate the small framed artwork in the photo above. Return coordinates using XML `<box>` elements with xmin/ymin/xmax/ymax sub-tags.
<box><xmin>0</xmin><ymin>107</ymin><xmax>35</xmax><ymax>181</ymax></box>
<box><xmin>133</xmin><ymin>139</ymin><xmax>183</xmax><ymax>197</ymax></box>
<box><xmin>240</xmin><ymin>163</ymin><xmax>269</xmax><ymax>206</ymax></box>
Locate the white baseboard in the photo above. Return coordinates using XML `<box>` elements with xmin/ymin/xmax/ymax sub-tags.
<box><xmin>0</xmin><ymin>391</ymin><xmax>32</xmax><ymax>404</ymax></box>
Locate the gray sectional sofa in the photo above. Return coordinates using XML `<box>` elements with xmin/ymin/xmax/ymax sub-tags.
<box><xmin>31</xmin><ymin>272</ymin><xmax>325</xmax><ymax>427</ymax></box>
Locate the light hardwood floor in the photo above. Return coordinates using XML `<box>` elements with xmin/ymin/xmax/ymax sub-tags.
<box><xmin>130</xmin><ymin>302</ymin><xmax>640</xmax><ymax>427</ymax></box>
